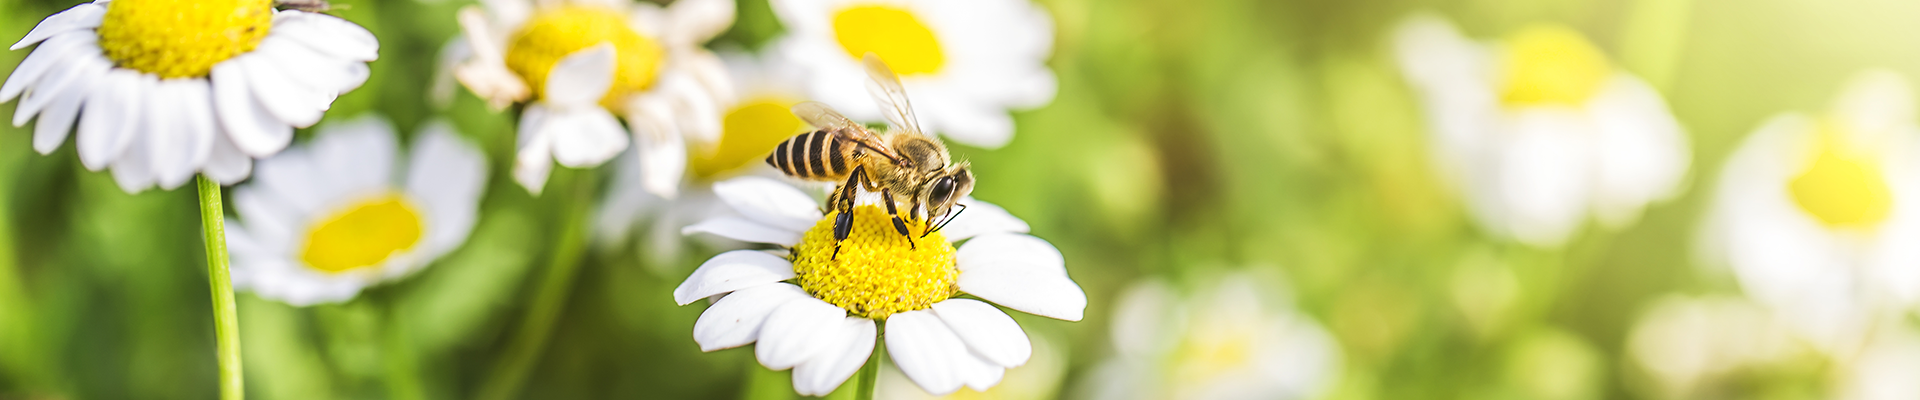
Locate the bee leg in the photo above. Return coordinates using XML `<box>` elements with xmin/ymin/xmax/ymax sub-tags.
<box><xmin>882</xmin><ymin>189</ymin><xmax>915</xmax><ymax>250</ymax></box>
<box><xmin>832</xmin><ymin>166</ymin><xmax>869</xmax><ymax>260</ymax></box>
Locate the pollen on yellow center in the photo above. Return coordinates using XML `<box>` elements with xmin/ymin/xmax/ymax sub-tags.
<box><xmin>793</xmin><ymin>205</ymin><xmax>956</xmax><ymax>319</ymax></box>
<box><xmin>299</xmin><ymin>195</ymin><xmax>425</xmax><ymax>274</ymax></box>
<box><xmin>96</xmin><ymin>0</ymin><xmax>274</xmax><ymax>79</ymax></box>
<box><xmin>1498</xmin><ymin>25</ymin><xmax>1611</xmax><ymax>107</ymax></box>
<box><xmin>505</xmin><ymin>6</ymin><xmax>663</xmax><ymax>107</ymax></box>
<box><xmin>832</xmin><ymin>5</ymin><xmax>944</xmax><ymax>76</ymax></box>
<box><xmin>1789</xmin><ymin>125</ymin><xmax>1894</xmax><ymax>229</ymax></box>
<box><xmin>691</xmin><ymin>97</ymin><xmax>809</xmax><ymax>179</ymax></box>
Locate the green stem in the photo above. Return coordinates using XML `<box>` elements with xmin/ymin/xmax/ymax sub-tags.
<box><xmin>477</xmin><ymin>169</ymin><xmax>595</xmax><ymax>400</ymax></box>
<box><xmin>196</xmin><ymin>175</ymin><xmax>244</xmax><ymax>400</ymax></box>
<box><xmin>854</xmin><ymin>337</ymin><xmax>882</xmax><ymax>400</ymax></box>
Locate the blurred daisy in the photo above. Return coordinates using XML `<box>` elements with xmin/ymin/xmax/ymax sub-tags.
<box><xmin>674</xmin><ymin>176</ymin><xmax>1085</xmax><ymax>396</ymax></box>
<box><xmin>226</xmin><ymin>116</ymin><xmax>488</xmax><ymax>306</ymax></box>
<box><xmin>1393</xmin><ymin>14</ymin><xmax>1689</xmax><ymax>246</ymax></box>
<box><xmin>1837</xmin><ymin>327</ymin><xmax>1920</xmax><ymax>400</ymax></box>
<box><xmin>1625</xmin><ymin>295</ymin><xmax>1801</xmax><ymax>399</ymax></box>
<box><xmin>1082</xmin><ymin>275</ymin><xmax>1341</xmax><ymax>400</ymax></box>
<box><xmin>594</xmin><ymin>51</ymin><xmax>812</xmax><ymax>266</ymax></box>
<box><xmin>1702</xmin><ymin>71</ymin><xmax>1920</xmax><ymax>352</ymax></box>
<box><xmin>3</xmin><ymin>0</ymin><xmax>378</xmax><ymax>193</ymax></box>
<box><xmin>450</xmin><ymin>0</ymin><xmax>734</xmax><ymax>195</ymax></box>
<box><xmin>769</xmin><ymin>0</ymin><xmax>1056</xmax><ymax>148</ymax></box>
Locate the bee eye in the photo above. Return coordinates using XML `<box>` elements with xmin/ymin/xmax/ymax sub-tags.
<box><xmin>928</xmin><ymin>177</ymin><xmax>956</xmax><ymax>205</ymax></box>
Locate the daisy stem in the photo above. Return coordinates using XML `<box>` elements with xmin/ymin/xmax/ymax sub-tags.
<box><xmin>854</xmin><ymin>336</ymin><xmax>882</xmax><ymax>400</ymax></box>
<box><xmin>477</xmin><ymin>169</ymin><xmax>595</xmax><ymax>400</ymax></box>
<box><xmin>195</xmin><ymin>175</ymin><xmax>244</xmax><ymax>400</ymax></box>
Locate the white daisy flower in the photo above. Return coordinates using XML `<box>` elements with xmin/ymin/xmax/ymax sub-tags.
<box><xmin>225</xmin><ymin>116</ymin><xmax>488</xmax><ymax>306</ymax></box>
<box><xmin>769</xmin><ymin>0</ymin><xmax>1057</xmax><ymax>148</ymax></box>
<box><xmin>2</xmin><ymin>0</ymin><xmax>378</xmax><ymax>193</ymax></box>
<box><xmin>450</xmin><ymin>0</ymin><xmax>735</xmax><ymax>195</ymax></box>
<box><xmin>1393</xmin><ymin>14</ymin><xmax>1690</xmax><ymax>247</ymax></box>
<box><xmin>1082</xmin><ymin>275</ymin><xmax>1341</xmax><ymax>400</ymax></box>
<box><xmin>673</xmin><ymin>176</ymin><xmax>1086</xmax><ymax>396</ymax></box>
<box><xmin>595</xmin><ymin>50</ymin><xmax>813</xmax><ymax>266</ymax></box>
<box><xmin>1702</xmin><ymin>70</ymin><xmax>1920</xmax><ymax>352</ymax></box>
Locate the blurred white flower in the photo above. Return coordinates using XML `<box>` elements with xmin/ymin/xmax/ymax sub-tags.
<box><xmin>1393</xmin><ymin>14</ymin><xmax>1690</xmax><ymax>247</ymax></box>
<box><xmin>769</xmin><ymin>0</ymin><xmax>1057</xmax><ymax>148</ymax></box>
<box><xmin>1082</xmin><ymin>275</ymin><xmax>1341</xmax><ymax>400</ymax></box>
<box><xmin>674</xmin><ymin>176</ymin><xmax>1084</xmax><ymax>396</ymax></box>
<box><xmin>1836</xmin><ymin>327</ymin><xmax>1920</xmax><ymax>400</ymax></box>
<box><xmin>1702</xmin><ymin>70</ymin><xmax>1920</xmax><ymax>353</ymax></box>
<box><xmin>3</xmin><ymin>0</ymin><xmax>377</xmax><ymax>193</ymax></box>
<box><xmin>1625</xmin><ymin>295</ymin><xmax>1800</xmax><ymax>399</ymax></box>
<box><xmin>449</xmin><ymin>0</ymin><xmax>734</xmax><ymax>195</ymax></box>
<box><xmin>226</xmin><ymin>116</ymin><xmax>488</xmax><ymax>306</ymax></box>
<box><xmin>594</xmin><ymin>51</ymin><xmax>813</xmax><ymax>267</ymax></box>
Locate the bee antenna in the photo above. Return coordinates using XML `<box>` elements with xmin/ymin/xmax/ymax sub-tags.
<box><xmin>921</xmin><ymin>203</ymin><xmax>967</xmax><ymax>238</ymax></box>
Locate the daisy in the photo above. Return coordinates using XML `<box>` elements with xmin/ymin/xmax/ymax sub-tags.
<box><xmin>1082</xmin><ymin>275</ymin><xmax>1341</xmax><ymax>400</ymax></box>
<box><xmin>1702</xmin><ymin>70</ymin><xmax>1920</xmax><ymax>353</ymax></box>
<box><xmin>3</xmin><ymin>0</ymin><xmax>378</xmax><ymax>193</ymax></box>
<box><xmin>595</xmin><ymin>50</ymin><xmax>812</xmax><ymax>266</ymax></box>
<box><xmin>1392</xmin><ymin>14</ymin><xmax>1690</xmax><ymax>247</ymax></box>
<box><xmin>450</xmin><ymin>0</ymin><xmax>734</xmax><ymax>195</ymax></box>
<box><xmin>769</xmin><ymin>0</ymin><xmax>1057</xmax><ymax>149</ymax></box>
<box><xmin>1624</xmin><ymin>295</ymin><xmax>1802</xmax><ymax>399</ymax></box>
<box><xmin>225</xmin><ymin>116</ymin><xmax>488</xmax><ymax>306</ymax></box>
<box><xmin>674</xmin><ymin>176</ymin><xmax>1086</xmax><ymax>396</ymax></box>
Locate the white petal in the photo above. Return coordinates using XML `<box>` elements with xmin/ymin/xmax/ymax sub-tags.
<box><xmin>514</xmin><ymin>105</ymin><xmax>556</xmax><ymax>195</ymax></box>
<box><xmin>925</xmin><ymin>100</ymin><xmax>1013</xmax><ymax>150</ymax></box>
<box><xmin>756</xmin><ymin>298</ymin><xmax>850</xmax><ymax>370</ymax></box>
<box><xmin>958</xmin><ymin>267</ymin><xmax>1087</xmax><ymax>322</ymax></box>
<box><xmin>681</xmin><ymin>216</ymin><xmax>803</xmax><ymax>245</ymax></box>
<box><xmin>110</xmin><ymin>121</ymin><xmax>156</xmax><ymax>193</ymax></box>
<box><xmin>2</xmin><ymin>30</ymin><xmax>93</xmax><ymax>103</ymax></box>
<box><xmin>158</xmin><ymin>79</ymin><xmax>218</xmax><ymax>189</ymax></box>
<box><xmin>78</xmin><ymin>69</ymin><xmax>143</xmax><ymax>171</ymax></box>
<box><xmin>665</xmin><ymin>0</ymin><xmax>734</xmax><ymax>44</ymax></box>
<box><xmin>630</xmin><ymin>97</ymin><xmax>688</xmax><ymax>198</ymax></box>
<box><xmin>13</xmin><ymin>35</ymin><xmax>101</xmax><ymax>127</ymax></box>
<box><xmin>239</xmin><ymin>53</ymin><xmax>325</xmax><ymax>128</ymax></box>
<box><xmin>10</xmin><ymin>3</ymin><xmax>104</xmax><ymax>51</ymax></box>
<box><xmin>544</xmin><ymin>44</ymin><xmax>616</xmax><ymax>107</ymax></box>
<box><xmin>931</xmin><ymin>299</ymin><xmax>1032</xmax><ymax>368</ymax></box>
<box><xmin>203</xmin><ymin>133</ymin><xmax>254</xmax><ymax>185</ymax></box>
<box><xmin>712</xmin><ymin>176</ymin><xmax>821</xmax><ymax>232</ymax></box>
<box><xmin>546</xmin><ymin>109</ymin><xmax>630</xmax><ymax>167</ymax></box>
<box><xmin>692</xmin><ymin>283</ymin><xmax>811</xmax><ymax>351</ymax></box>
<box><xmin>272</xmin><ymin>12</ymin><xmax>379</xmax><ymax>61</ymax></box>
<box><xmin>31</xmin><ymin>59</ymin><xmax>104</xmax><ymax>154</ymax></box>
<box><xmin>406</xmin><ymin>123</ymin><xmax>489</xmax><ymax>252</ymax></box>
<box><xmin>934</xmin><ymin>198</ymin><xmax>1029</xmax><ymax>241</ymax></box>
<box><xmin>144</xmin><ymin>79</ymin><xmax>199</xmax><ymax>190</ymax></box>
<box><xmin>673</xmin><ymin>250</ymin><xmax>796</xmax><ymax>305</ymax></box>
<box><xmin>311</xmin><ymin>115</ymin><xmax>397</xmax><ymax>195</ymax></box>
<box><xmin>791</xmin><ymin>317</ymin><xmax>875</xmax><ymax>396</ymax></box>
<box><xmin>210</xmin><ymin>61</ymin><xmax>293</xmax><ymax>157</ymax></box>
<box><xmin>956</xmin><ymin>234</ymin><xmax>1064</xmax><ymax>275</ymax></box>
<box><xmin>252</xmin><ymin>35</ymin><xmax>355</xmax><ymax>96</ymax></box>
<box><xmin>884</xmin><ymin>310</ymin><xmax>966</xmax><ymax>396</ymax></box>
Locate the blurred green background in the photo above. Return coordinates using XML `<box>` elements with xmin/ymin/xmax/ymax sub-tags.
<box><xmin>3</xmin><ymin>0</ymin><xmax>1919</xmax><ymax>398</ymax></box>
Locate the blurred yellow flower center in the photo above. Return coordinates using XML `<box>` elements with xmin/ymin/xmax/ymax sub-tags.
<box><xmin>793</xmin><ymin>206</ymin><xmax>956</xmax><ymax>319</ymax></box>
<box><xmin>1498</xmin><ymin>25</ymin><xmax>1610</xmax><ymax>107</ymax></box>
<box><xmin>833</xmin><ymin>5</ymin><xmax>944</xmax><ymax>75</ymax></box>
<box><xmin>691</xmin><ymin>97</ymin><xmax>808</xmax><ymax>179</ymax></box>
<box><xmin>96</xmin><ymin>0</ymin><xmax>273</xmax><ymax>79</ymax></box>
<box><xmin>506</xmin><ymin>6</ymin><xmax>663</xmax><ymax>107</ymax></box>
<box><xmin>1789</xmin><ymin>128</ymin><xmax>1893</xmax><ymax>228</ymax></box>
<box><xmin>300</xmin><ymin>195</ymin><xmax>425</xmax><ymax>274</ymax></box>
<box><xmin>1171</xmin><ymin>325</ymin><xmax>1256</xmax><ymax>384</ymax></box>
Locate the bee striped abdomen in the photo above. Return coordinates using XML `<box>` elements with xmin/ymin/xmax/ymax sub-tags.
<box><xmin>765</xmin><ymin>130</ymin><xmax>851</xmax><ymax>180</ymax></box>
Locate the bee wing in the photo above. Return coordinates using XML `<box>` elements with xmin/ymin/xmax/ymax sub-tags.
<box><xmin>863</xmin><ymin>53</ymin><xmax>928</xmax><ymax>137</ymax></box>
<box><xmin>792</xmin><ymin>101</ymin><xmax>863</xmax><ymax>132</ymax></box>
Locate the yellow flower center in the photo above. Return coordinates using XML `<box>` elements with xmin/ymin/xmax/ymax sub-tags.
<box><xmin>1498</xmin><ymin>25</ymin><xmax>1611</xmax><ymax>107</ymax></box>
<box><xmin>1789</xmin><ymin>124</ymin><xmax>1894</xmax><ymax>229</ymax></box>
<box><xmin>96</xmin><ymin>0</ymin><xmax>274</xmax><ymax>79</ymax></box>
<box><xmin>505</xmin><ymin>6</ymin><xmax>663</xmax><ymax>107</ymax></box>
<box><xmin>299</xmin><ymin>195</ymin><xmax>425</xmax><ymax>274</ymax></box>
<box><xmin>832</xmin><ymin>5</ymin><xmax>944</xmax><ymax>76</ymax></box>
<box><xmin>793</xmin><ymin>206</ymin><xmax>956</xmax><ymax>319</ymax></box>
<box><xmin>691</xmin><ymin>97</ymin><xmax>809</xmax><ymax>179</ymax></box>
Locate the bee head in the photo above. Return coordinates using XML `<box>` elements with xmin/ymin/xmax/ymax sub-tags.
<box><xmin>921</xmin><ymin>163</ymin><xmax>974</xmax><ymax>234</ymax></box>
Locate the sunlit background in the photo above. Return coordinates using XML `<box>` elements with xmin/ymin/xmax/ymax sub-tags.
<box><xmin>4</xmin><ymin>0</ymin><xmax>1920</xmax><ymax>398</ymax></box>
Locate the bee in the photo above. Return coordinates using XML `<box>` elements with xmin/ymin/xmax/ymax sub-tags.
<box><xmin>766</xmin><ymin>54</ymin><xmax>975</xmax><ymax>258</ymax></box>
<box><xmin>276</xmin><ymin>0</ymin><xmax>336</xmax><ymax>13</ymax></box>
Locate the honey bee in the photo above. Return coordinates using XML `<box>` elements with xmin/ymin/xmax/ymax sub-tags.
<box><xmin>766</xmin><ymin>54</ymin><xmax>975</xmax><ymax>258</ymax></box>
